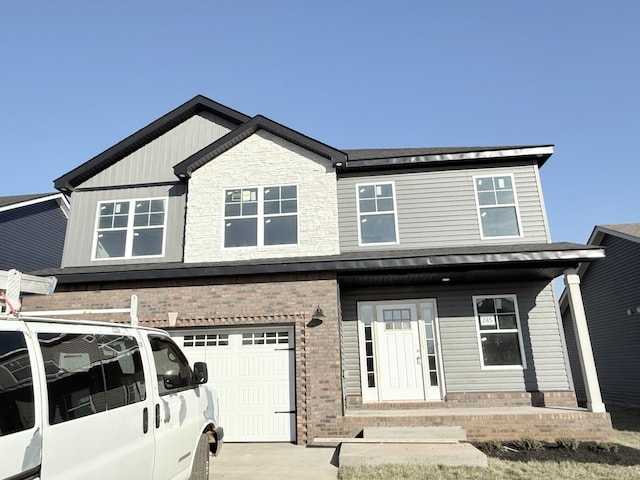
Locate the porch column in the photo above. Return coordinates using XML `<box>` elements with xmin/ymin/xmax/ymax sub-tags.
<box><xmin>563</xmin><ymin>268</ymin><xmax>606</xmax><ymax>413</ymax></box>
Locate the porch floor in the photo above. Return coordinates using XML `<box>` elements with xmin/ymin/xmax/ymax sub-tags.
<box><xmin>346</xmin><ymin>405</ymin><xmax>589</xmax><ymax>417</ymax></box>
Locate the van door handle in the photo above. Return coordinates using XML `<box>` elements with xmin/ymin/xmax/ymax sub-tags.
<box><xmin>143</xmin><ymin>407</ymin><xmax>149</xmax><ymax>433</ymax></box>
<box><xmin>155</xmin><ymin>404</ymin><xmax>160</xmax><ymax>428</ymax></box>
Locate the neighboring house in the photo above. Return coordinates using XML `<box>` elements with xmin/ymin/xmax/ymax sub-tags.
<box><xmin>561</xmin><ymin>224</ymin><xmax>640</xmax><ymax>408</ymax></box>
<box><xmin>24</xmin><ymin>95</ymin><xmax>613</xmax><ymax>443</ymax></box>
<box><xmin>0</xmin><ymin>193</ymin><xmax>69</xmax><ymax>272</ymax></box>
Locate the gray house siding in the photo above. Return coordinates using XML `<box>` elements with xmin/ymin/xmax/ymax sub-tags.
<box><xmin>570</xmin><ymin>234</ymin><xmax>640</xmax><ymax>406</ymax></box>
<box><xmin>562</xmin><ymin>307</ymin><xmax>586</xmax><ymax>404</ymax></box>
<box><xmin>337</xmin><ymin>163</ymin><xmax>549</xmax><ymax>252</ymax></box>
<box><xmin>61</xmin><ymin>184</ymin><xmax>186</xmax><ymax>267</ymax></box>
<box><xmin>80</xmin><ymin>113</ymin><xmax>236</xmax><ymax>188</ymax></box>
<box><xmin>341</xmin><ymin>281</ymin><xmax>571</xmax><ymax>397</ymax></box>
<box><xmin>0</xmin><ymin>201</ymin><xmax>67</xmax><ymax>272</ymax></box>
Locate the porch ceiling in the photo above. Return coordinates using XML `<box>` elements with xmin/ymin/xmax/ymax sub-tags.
<box><xmin>338</xmin><ymin>264</ymin><xmax>571</xmax><ymax>288</ymax></box>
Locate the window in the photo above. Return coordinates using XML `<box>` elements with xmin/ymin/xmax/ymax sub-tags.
<box><xmin>0</xmin><ymin>331</ymin><xmax>35</xmax><ymax>436</ymax></box>
<box><xmin>224</xmin><ymin>185</ymin><xmax>298</xmax><ymax>248</ymax></box>
<box><xmin>38</xmin><ymin>333</ymin><xmax>146</xmax><ymax>424</ymax></box>
<box><xmin>94</xmin><ymin>198</ymin><xmax>167</xmax><ymax>259</ymax></box>
<box><xmin>473</xmin><ymin>296</ymin><xmax>525</xmax><ymax>368</ymax></box>
<box><xmin>357</xmin><ymin>182</ymin><xmax>398</xmax><ymax>244</ymax></box>
<box><xmin>241</xmin><ymin>331</ymin><xmax>289</xmax><ymax>346</ymax></box>
<box><xmin>149</xmin><ymin>336</ymin><xmax>193</xmax><ymax>395</ymax></box>
<box><xmin>474</xmin><ymin>175</ymin><xmax>521</xmax><ymax>238</ymax></box>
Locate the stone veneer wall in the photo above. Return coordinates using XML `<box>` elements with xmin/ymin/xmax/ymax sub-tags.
<box><xmin>22</xmin><ymin>272</ymin><xmax>342</xmax><ymax>445</ymax></box>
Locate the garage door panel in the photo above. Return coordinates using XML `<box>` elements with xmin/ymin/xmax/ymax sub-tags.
<box><xmin>175</xmin><ymin>328</ymin><xmax>295</xmax><ymax>442</ymax></box>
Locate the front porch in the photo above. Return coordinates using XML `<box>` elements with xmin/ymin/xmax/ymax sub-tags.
<box><xmin>327</xmin><ymin>391</ymin><xmax>614</xmax><ymax>443</ymax></box>
<box><xmin>339</xmin><ymin>405</ymin><xmax>614</xmax><ymax>443</ymax></box>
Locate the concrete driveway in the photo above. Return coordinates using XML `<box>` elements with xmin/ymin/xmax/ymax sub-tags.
<box><xmin>212</xmin><ymin>443</ymin><xmax>338</xmax><ymax>479</ymax></box>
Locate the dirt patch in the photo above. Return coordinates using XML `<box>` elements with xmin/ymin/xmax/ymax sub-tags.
<box><xmin>476</xmin><ymin>441</ymin><xmax>640</xmax><ymax>467</ymax></box>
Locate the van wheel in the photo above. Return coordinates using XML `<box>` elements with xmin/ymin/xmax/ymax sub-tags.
<box><xmin>190</xmin><ymin>433</ymin><xmax>210</xmax><ymax>480</ymax></box>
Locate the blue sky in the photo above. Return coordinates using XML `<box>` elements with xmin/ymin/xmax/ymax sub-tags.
<box><xmin>1</xmin><ymin>1</ymin><xmax>638</xmax><ymax>245</ymax></box>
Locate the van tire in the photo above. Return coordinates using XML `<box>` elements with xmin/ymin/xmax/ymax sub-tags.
<box><xmin>190</xmin><ymin>433</ymin><xmax>210</xmax><ymax>480</ymax></box>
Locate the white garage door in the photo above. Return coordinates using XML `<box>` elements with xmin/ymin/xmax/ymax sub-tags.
<box><xmin>174</xmin><ymin>327</ymin><xmax>295</xmax><ymax>442</ymax></box>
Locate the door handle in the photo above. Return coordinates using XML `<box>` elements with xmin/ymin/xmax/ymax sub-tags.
<box><xmin>155</xmin><ymin>404</ymin><xmax>160</xmax><ymax>428</ymax></box>
<box><xmin>143</xmin><ymin>407</ymin><xmax>149</xmax><ymax>433</ymax></box>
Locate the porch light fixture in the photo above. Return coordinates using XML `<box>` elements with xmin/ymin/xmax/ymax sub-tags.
<box><xmin>308</xmin><ymin>305</ymin><xmax>326</xmax><ymax>327</ymax></box>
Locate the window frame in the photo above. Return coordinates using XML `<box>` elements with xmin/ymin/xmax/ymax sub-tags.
<box><xmin>92</xmin><ymin>197</ymin><xmax>168</xmax><ymax>261</ymax></box>
<box><xmin>473</xmin><ymin>174</ymin><xmax>523</xmax><ymax>239</ymax></box>
<box><xmin>355</xmin><ymin>181</ymin><xmax>399</xmax><ymax>246</ymax></box>
<box><xmin>222</xmin><ymin>184</ymin><xmax>299</xmax><ymax>249</ymax></box>
<box><xmin>472</xmin><ymin>294</ymin><xmax>527</xmax><ymax>370</ymax></box>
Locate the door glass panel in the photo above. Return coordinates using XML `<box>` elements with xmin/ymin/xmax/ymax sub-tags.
<box><xmin>0</xmin><ymin>331</ymin><xmax>35</xmax><ymax>436</ymax></box>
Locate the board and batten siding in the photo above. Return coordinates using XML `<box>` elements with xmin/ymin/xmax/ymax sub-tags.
<box><xmin>80</xmin><ymin>112</ymin><xmax>237</xmax><ymax>188</ymax></box>
<box><xmin>337</xmin><ymin>163</ymin><xmax>550</xmax><ymax>251</ymax></box>
<box><xmin>183</xmin><ymin>130</ymin><xmax>340</xmax><ymax>263</ymax></box>
<box><xmin>61</xmin><ymin>185</ymin><xmax>186</xmax><ymax>267</ymax></box>
<box><xmin>340</xmin><ymin>281</ymin><xmax>571</xmax><ymax>397</ymax></box>
<box><xmin>570</xmin><ymin>234</ymin><xmax>640</xmax><ymax>406</ymax></box>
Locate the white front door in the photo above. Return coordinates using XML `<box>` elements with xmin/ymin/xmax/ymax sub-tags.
<box><xmin>375</xmin><ymin>304</ymin><xmax>424</xmax><ymax>401</ymax></box>
<box><xmin>359</xmin><ymin>299</ymin><xmax>443</xmax><ymax>403</ymax></box>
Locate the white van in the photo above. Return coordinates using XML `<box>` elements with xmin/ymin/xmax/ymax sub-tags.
<box><xmin>0</xmin><ymin>315</ymin><xmax>223</xmax><ymax>480</ymax></box>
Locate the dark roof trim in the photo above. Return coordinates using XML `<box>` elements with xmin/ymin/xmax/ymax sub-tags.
<box><xmin>0</xmin><ymin>193</ymin><xmax>70</xmax><ymax>216</ymax></box>
<box><xmin>341</xmin><ymin>145</ymin><xmax>553</xmax><ymax>171</ymax></box>
<box><xmin>589</xmin><ymin>224</ymin><xmax>640</xmax><ymax>245</ymax></box>
<box><xmin>54</xmin><ymin>95</ymin><xmax>251</xmax><ymax>192</ymax></box>
<box><xmin>174</xmin><ymin>115</ymin><xmax>347</xmax><ymax>179</ymax></box>
<box><xmin>40</xmin><ymin>243</ymin><xmax>603</xmax><ymax>284</ymax></box>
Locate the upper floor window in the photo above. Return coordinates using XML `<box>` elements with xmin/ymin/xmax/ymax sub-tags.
<box><xmin>357</xmin><ymin>182</ymin><xmax>398</xmax><ymax>245</ymax></box>
<box><xmin>473</xmin><ymin>295</ymin><xmax>525</xmax><ymax>368</ymax></box>
<box><xmin>94</xmin><ymin>198</ymin><xmax>166</xmax><ymax>259</ymax></box>
<box><xmin>224</xmin><ymin>185</ymin><xmax>298</xmax><ymax>248</ymax></box>
<box><xmin>474</xmin><ymin>175</ymin><xmax>521</xmax><ymax>238</ymax></box>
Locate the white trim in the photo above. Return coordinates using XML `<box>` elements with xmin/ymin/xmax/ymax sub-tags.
<box><xmin>355</xmin><ymin>181</ymin><xmax>400</xmax><ymax>246</ymax></box>
<box><xmin>91</xmin><ymin>197</ymin><xmax>168</xmax><ymax>261</ymax></box>
<box><xmin>472</xmin><ymin>294</ymin><xmax>527</xmax><ymax>370</ymax></box>
<box><xmin>0</xmin><ymin>193</ymin><xmax>68</xmax><ymax>213</ymax></box>
<box><xmin>222</xmin><ymin>184</ymin><xmax>300</xmax><ymax>249</ymax></box>
<box><xmin>473</xmin><ymin>173</ymin><xmax>523</xmax><ymax>240</ymax></box>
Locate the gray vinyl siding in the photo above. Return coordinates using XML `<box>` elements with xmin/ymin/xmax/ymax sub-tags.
<box><xmin>81</xmin><ymin>113</ymin><xmax>236</xmax><ymax>188</ymax></box>
<box><xmin>578</xmin><ymin>235</ymin><xmax>640</xmax><ymax>406</ymax></box>
<box><xmin>561</xmin><ymin>307</ymin><xmax>585</xmax><ymax>404</ymax></box>
<box><xmin>0</xmin><ymin>201</ymin><xmax>67</xmax><ymax>272</ymax></box>
<box><xmin>341</xmin><ymin>281</ymin><xmax>570</xmax><ymax>397</ymax></box>
<box><xmin>61</xmin><ymin>184</ymin><xmax>186</xmax><ymax>267</ymax></box>
<box><xmin>338</xmin><ymin>163</ymin><xmax>549</xmax><ymax>252</ymax></box>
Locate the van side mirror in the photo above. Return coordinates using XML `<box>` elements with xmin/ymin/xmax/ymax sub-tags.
<box><xmin>193</xmin><ymin>362</ymin><xmax>208</xmax><ymax>384</ymax></box>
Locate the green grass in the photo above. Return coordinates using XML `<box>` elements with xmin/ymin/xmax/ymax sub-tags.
<box><xmin>338</xmin><ymin>405</ymin><xmax>640</xmax><ymax>480</ymax></box>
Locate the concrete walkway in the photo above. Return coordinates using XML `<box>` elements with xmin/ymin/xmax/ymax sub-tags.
<box><xmin>212</xmin><ymin>443</ymin><xmax>339</xmax><ymax>480</ymax></box>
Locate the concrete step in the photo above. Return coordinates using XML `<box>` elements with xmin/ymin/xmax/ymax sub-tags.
<box><xmin>339</xmin><ymin>442</ymin><xmax>488</xmax><ymax>468</ymax></box>
<box><xmin>362</xmin><ymin>426</ymin><xmax>467</xmax><ymax>442</ymax></box>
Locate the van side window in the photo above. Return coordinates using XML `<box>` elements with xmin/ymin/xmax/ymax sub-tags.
<box><xmin>38</xmin><ymin>333</ymin><xmax>146</xmax><ymax>424</ymax></box>
<box><xmin>149</xmin><ymin>336</ymin><xmax>192</xmax><ymax>395</ymax></box>
<box><xmin>0</xmin><ymin>331</ymin><xmax>35</xmax><ymax>436</ymax></box>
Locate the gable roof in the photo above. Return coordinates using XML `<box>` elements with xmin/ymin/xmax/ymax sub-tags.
<box><xmin>588</xmin><ymin>223</ymin><xmax>640</xmax><ymax>245</ymax></box>
<box><xmin>174</xmin><ymin>114</ymin><xmax>347</xmax><ymax>178</ymax></box>
<box><xmin>54</xmin><ymin>95</ymin><xmax>251</xmax><ymax>192</ymax></box>
<box><xmin>0</xmin><ymin>193</ymin><xmax>69</xmax><ymax>215</ymax></box>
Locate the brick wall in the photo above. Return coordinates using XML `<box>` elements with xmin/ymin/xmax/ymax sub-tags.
<box><xmin>22</xmin><ymin>271</ymin><xmax>343</xmax><ymax>445</ymax></box>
